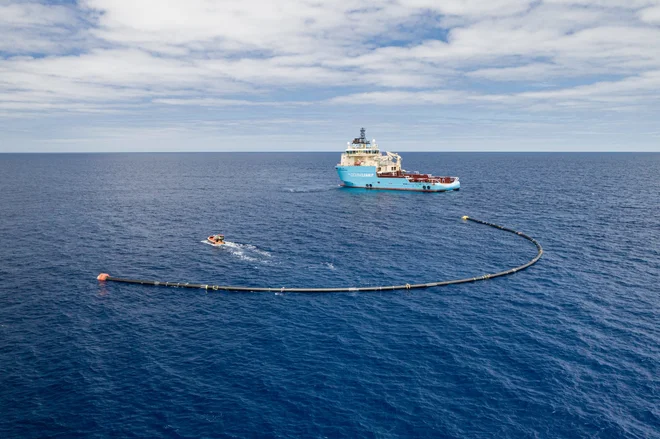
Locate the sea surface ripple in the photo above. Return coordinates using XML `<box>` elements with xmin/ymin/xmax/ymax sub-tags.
<box><xmin>0</xmin><ymin>152</ymin><xmax>658</xmax><ymax>438</ymax></box>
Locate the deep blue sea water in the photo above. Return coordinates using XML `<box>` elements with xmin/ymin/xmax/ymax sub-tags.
<box><xmin>0</xmin><ymin>152</ymin><xmax>658</xmax><ymax>438</ymax></box>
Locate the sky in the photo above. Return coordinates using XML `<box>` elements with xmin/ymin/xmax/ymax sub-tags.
<box><xmin>1</xmin><ymin>0</ymin><xmax>659</xmax><ymax>152</ymax></box>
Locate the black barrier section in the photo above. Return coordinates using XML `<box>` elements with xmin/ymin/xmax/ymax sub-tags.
<box><xmin>97</xmin><ymin>216</ymin><xmax>543</xmax><ymax>293</ymax></box>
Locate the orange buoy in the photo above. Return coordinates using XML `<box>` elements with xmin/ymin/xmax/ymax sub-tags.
<box><xmin>97</xmin><ymin>273</ymin><xmax>110</xmax><ymax>281</ymax></box>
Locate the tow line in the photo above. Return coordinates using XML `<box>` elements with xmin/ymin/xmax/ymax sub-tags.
<box><xmin>97</xmin><ymin>216</ymin><xmax>543</xmax><ymax>293</ymax></box>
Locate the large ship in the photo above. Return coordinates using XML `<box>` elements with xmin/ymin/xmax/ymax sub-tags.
<box><xmin>336</xmin><ymin>128</ymin><xmax>460</xmax><ymax>192</ymax></box>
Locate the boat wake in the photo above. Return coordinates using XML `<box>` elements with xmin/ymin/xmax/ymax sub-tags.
<box><xmin>300</xmin><ymin>261</ymin><xmax>337</xmax><ymax>271</ymax></box>
<box><xmin>201</xmin><ymin>240</ymin><xmax>223</xmax><ymax>247</ymax></box>
<box><xmin>284</xmin><ymin>186</ymin><xmax>338</xmax><ymax>194</ymax></box>
<box><xmin>202</xmin><ymin>240</ymin><xmax>272</xmax><ymax>262</ymax></box>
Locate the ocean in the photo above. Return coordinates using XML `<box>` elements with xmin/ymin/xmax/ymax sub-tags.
<box><xmin>0</xmin><ymin>152</ymin><xmax>658</xmax><ymax>438</ymax></box>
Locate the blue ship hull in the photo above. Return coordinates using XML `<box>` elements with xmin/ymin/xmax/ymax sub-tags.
<box><xmin>336</xmin><ymin>166</ymin><xmax>460</xmax><ymax>192</ymax></box>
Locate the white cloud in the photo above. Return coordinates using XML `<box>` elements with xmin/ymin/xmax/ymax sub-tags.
<box><xmin>0</xmin><ymin>2</ymin><xmax>89</xmax><ymax>54</ymax></box>
<box><xmin>80</xmin><ymin>0</ymin><xmax>411</xmax><ymax>54</ymax></box>
<box><xmin>0</xmin><ymin>2</ymin><xmax>74</xmax><ymax>26</ymax></box>
<box><xmin>518</xmin><ymin>70</ymin><xmax>660</xmax><ymax>101</ymax></box>
<box><xmin>543</xmin><ymin>0</ymin><xmax>658</xmax><ymax>7</ymax></box>
<box><xmin>639</xmin><ymin>5</ymin><xmax>660</xmax><ymax>23</ymax></box>
<box><xmin>468</xmin><ymin>63</ymin><xmax>566</xmax><ymax>81</ymax></box>
<box><xmin>402</xmin><ymin>0</ymin><xmax>535</xmax><ymax>18</ymax></box>
<box><xmin>1</xmin><ymin>0</ymin><xmax>659</xmax><ymax>150</ymax></box>
<box><xmin>328</xmin><ymin>90</ymin><xmax>469</xmax><ymax>105</ymax></box>
<box><xmin>153</xmin><ymin>98</ymin><xmax>311</xmax><ymax>107</ymax></box>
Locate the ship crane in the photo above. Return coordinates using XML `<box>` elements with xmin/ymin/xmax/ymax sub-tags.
<box><xmin>386</xmin><ymin>152</ymin><xmax>401</xmax><ymax>164</ymax></box>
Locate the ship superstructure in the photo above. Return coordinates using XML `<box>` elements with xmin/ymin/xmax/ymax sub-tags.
<box><xmin>335</xmin><ymin>128</ymin><xmax>460</xmax><ymax>192</ymax></box>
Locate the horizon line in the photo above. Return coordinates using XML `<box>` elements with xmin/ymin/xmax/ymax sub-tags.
<box><xmin>1</xmin><ymin>150</ymin><xmax>659</xmax><ymax>154</ymax></box>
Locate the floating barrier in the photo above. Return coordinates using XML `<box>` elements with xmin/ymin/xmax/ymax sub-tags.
<box><xmin>97</xmin><ymin>216</ymin><xmax>543</xmax><ymax>293</ymax></box>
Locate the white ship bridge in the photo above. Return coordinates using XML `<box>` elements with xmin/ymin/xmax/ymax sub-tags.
<box><xmin>338</xmin><ymin>128</ymin><xmax>402</xmax><ymax>174</ymax></box>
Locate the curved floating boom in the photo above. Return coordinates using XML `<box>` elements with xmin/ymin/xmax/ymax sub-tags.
<box><xmin>97</xmin><ymin>216</ymin><xmax>543</xmax><ymax>293</ymax></box>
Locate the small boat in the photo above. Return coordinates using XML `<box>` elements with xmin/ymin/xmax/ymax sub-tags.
<box><xmin>207</xmin><ymin>234</ymin><xmax>225</xmax><ymax>245</ymax></box>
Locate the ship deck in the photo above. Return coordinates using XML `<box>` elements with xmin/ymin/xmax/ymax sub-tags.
<box><xmin>377</xmin><ymin>171</ymin><xmax>457</xmax><ymax>184</ymax></box>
